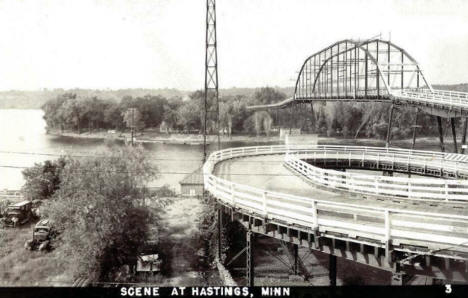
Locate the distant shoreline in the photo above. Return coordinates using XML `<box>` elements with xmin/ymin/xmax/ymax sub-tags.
<box><xmin>46</xmin><ymin>129</ymin><xmax>459</xmax><ymax>148</ymax></box>
<box><xmin>46</xmin><ymin>129</ymin><xmax>284</xmax><ymax>145</ymax></box>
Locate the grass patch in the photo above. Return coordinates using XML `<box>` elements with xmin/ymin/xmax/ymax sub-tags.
<box><xmin>0</xmin><ymin>222</ymin><xmax>74</xmax><ymax>286</ymax></box>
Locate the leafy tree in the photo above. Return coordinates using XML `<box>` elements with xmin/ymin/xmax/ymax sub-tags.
<box><xmin>163</xmin><ymin>97</ymin><xmax>183</xmax><ymax>131</ymax></box>
<box><xmin>42</xmin><ymin>93</ymin><xmax>76</xmax><ymax>132</ymax></box>
<box><xmin>316</xmin><ymin>106</ymin><xmax>328</xmax><ymax>134</ymax></box>
<box><xmin>219</xmin><ymin>101</ymin><xmax>232</xmax><ymax>136</ymax></box>
<box><xmin>122</xmin><ymin>108</ymin><xmax>144</xmax><ymax>131</ymax></box>
<box><xmin>42</xmin><ymin>146</ymin><xmax>160</xmax><ymax>281</ymax></box>
<box><xmin>21</xmin><ymin>158</ymin><xmax>66</xmax><ymax>201</ymax></box>
<box><xmin>59</xmin><ymin>98</ymin><xmax>84</xmax><ymax>133</ymax></box>
<box><xmin>177</xmin><ymin>99</ymin><xmax>202</xmax><ymax>131</ymax></box>
<box><xmin>229</xmin><ymin>96</ymin><xmax>250</xmax><ymax>133</ymax></box>
<box><xmin>104</xmin><ymin>102</ymin><xmax>125</xmax><ymax>130</ymax></box>
<box><xmin>253</xmin><ymin>87</ymin><xmax>286</xmax><ymax>105</ymax></box>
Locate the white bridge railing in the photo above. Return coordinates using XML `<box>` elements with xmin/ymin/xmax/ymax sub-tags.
<box><xmin>203</xmin><ymin>145</ymin><xmax>468</xmax><ymax>252</ymax></box>
<box><xmin>285</xmin><ymin>148</ymin><xmax>468</xmax><ymax>202</ymax></box>
<box><xmin>395</xmin><ymin>89</ymin><xmax>468</xmax><ymax>109</ymax></box>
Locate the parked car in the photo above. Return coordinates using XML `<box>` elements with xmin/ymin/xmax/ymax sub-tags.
<box><xmin>136</xmin><ymin>254</ymin><xmax>162</xmax><ymax>274</ymax></box>
<box><xmin>2</xmin><ymin>200</ymin><xmax>32</xmax><ymax>227</ymax></box>
<box><xmin>25</xmin><ymin>219</ymin><xmax>54</xmax><ymax>251</ymax></box>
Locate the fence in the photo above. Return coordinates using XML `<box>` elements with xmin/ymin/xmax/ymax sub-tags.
<box><xmin>285</xmin><ymin>147</ymin><xmax>468</xmax><ymax>202</ymax></box>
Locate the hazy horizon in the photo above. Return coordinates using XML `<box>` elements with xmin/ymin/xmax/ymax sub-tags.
<box><xmin>0</xmin><ymin>0</ymin><xmax>467</xmax><ymax>91</ymax></box>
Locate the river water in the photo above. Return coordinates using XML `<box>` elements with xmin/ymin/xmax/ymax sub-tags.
<box><xmin>0</xmin><ymin>109</ymin><xmax>273</xmax><ymax>192</ymax></box>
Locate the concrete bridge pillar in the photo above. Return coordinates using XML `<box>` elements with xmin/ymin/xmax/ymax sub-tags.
<box><xmin>386</xmin><ymin>105</ymin><xmax>395</xmax><ymax>147</ymax></box>
<box><xmin>293</xmin><ymin>244</ymin><xmax>299</xmax><ymax>275</ymax></box>
<box><xmin>246</xmin><ymin>230</ymin><xmax>255</xmax><ymax>286</ymax></box>
<box><xmin>329</xmin><ymin>254</ymin><xmax>337</xmax><ymax>287</ymax></box>
<box><xmin>218</xmin><ymin>207</ymin><xmax>223</xmax><ymax>261</ymax></box>
<box><xmin>391</xmin><ymin>272</ymin><xmax>405</xmax><ymax>285</ymax></box>
<box><xmin>451</xmin><ymin>118</ymin><xmax>458</xmax><ymax>153</ymax></box>
<box><xmin>411</xmin><ymin>108</ymin><xmax>419</xmax><ymax>150</ymax></box>
<box><xmin>462</xmin><ymin>118</ymin><xmax>468</xmax><ymax>154</ymax></box>
<box><xmin>437</xmin><ymin>116</ymin><xmax>445</xmax><ymax>152</ymax></box>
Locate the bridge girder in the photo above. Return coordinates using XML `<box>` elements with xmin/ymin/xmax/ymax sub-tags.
<box><xmin>294</xmin><ymin>39</ymin><xmax>432</xmax><ymax>101</ymax></box>
<box><xmin>248</xmin><ymin>39</ymin><xmax>468</xmax><ymax>119</ymax></box>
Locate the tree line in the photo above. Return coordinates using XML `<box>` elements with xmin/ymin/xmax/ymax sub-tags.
<box><xmin>42</xmin><ymin>87</ymin><xmax>464</xmax><ymax>139</ymax></box>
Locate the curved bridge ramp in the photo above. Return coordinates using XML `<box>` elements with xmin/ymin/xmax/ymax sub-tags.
<box><xmin>204</xmin><ymin>145</ymin><xmax>468</xmax><ymax>283</ymax></box>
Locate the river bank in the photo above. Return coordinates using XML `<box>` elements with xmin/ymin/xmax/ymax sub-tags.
<box><xmin>47</xmin><ymin>129</ymin><xmax>283</xmax><ymax>145</ymax></box>
<box><xmin>48</xmin><ymin>128</ymin><xmax>460</xmax><ymax>150</ymax></box>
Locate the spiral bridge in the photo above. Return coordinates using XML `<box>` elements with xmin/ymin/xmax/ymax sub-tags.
<box><xmin>207</xmin><ymin>38</ymin><xmax>468</xmax><ymax>285</ymax></box>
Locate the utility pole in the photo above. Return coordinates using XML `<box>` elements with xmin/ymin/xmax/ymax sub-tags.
<box><xmin>203</xmin><ymin>0</ymin><xmax>220</xmax><ymax>163</ymax></box>
<box><xmin>131</xmin><ymin>107</ymin><xmax>134</xmax><ymax>147</ymax></box>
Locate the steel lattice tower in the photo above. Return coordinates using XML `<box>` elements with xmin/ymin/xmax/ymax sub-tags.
<box><xmin>203</xmin><ymin>0</ymin><xmax>220</xmax><ymax>162</ymax></box>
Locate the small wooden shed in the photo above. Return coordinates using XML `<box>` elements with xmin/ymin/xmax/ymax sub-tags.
<box><xmin>179</xmin><ymin>167</ymin><xmax>204</xmax><ymax>197</ymax></box>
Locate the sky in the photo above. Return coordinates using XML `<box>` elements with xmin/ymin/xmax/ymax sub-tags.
<box><xmin>0</xmin><ymin>0</ymin><xmax>467</xmax><ymax>91</ymax></box>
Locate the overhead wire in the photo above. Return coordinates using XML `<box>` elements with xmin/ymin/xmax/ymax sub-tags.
<box><xmin>0</xmin><ymin>163</ymin><xmax>319</xmax><ymax>177</ymax></box>
<box><xmin>0</xmin><ymin>149</ymin><xmax>291</xmax><ymax>163</ymax></box>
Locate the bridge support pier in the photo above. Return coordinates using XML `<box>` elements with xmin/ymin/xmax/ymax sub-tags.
<box><xmin>218</xmin><ymin>207</ymin><xmax>223</xmax><ymax>261</ymax></box>
<box><xmin>462</xmin><ymin>118</ymin><xmax>468</xmax><ymax>154</ymax></box>
<box><xmin>411</xmin><ymin>108</ymin><xmax>419</xmax><ymax>150</ymax></box>
<box><xmin>246</xmin><ymin>230</ymin><xmax>255</xmax><ymax>286</ymax></box>
<box><xmin>386</xmin><ymin>105</ymin><xmax>395</xmax><ymax>147</ymax></box>
<box><xmin>451</xmin><ymin>118</ymin><xmax>458</xmax><ymax>153</ymax></box>
<box><xmin>329</xmin><ymin>254</ymin><xmax>337</xmax><ymax>287</ymax></box>
<box><xmin>391</xmin><ymin>272</ymin><xmax>406</xmax><ymax>285</ymax></box>
<box><xmin>437</xmin><ymin>116</ymin><xmax>445</xmax><ymax>152</ymax></box>
<box><xmin>293</xmin><ymin>244</ymin><xmax>299</xmax><ymax>275</ymax></box>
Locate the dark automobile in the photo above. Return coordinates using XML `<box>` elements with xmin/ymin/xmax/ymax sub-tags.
<box><xmin>2</xmin><ymin>200</ymin><xmax>32</xmax><ymax>227</ymax></box>
<box><xmin>25</xmin><ymin>219</ymin><xmax>54</xmax><ymax>251</ymax></box>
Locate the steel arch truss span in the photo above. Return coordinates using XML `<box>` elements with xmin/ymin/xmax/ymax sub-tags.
<box><xmin>249</xmin><ymin>39</ymin><xmax>468</xmax><ymax>117</ymax></box>
<box><xmin>294</xmin><ymin>39</ymin><xmax>431</xmax><ymax>102</ymax></box>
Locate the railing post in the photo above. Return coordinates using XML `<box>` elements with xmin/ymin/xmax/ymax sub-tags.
<box><xmin>384</xmin><ymin>210</ymin><xmax>392</xmax><ymax>264</ymax></box>
<box><xmin>441</xmin><ymin>159</ymin><xmax>444</xmax><ymax>177</ymax></box>
<box><xmin>375</xmin><ymin>176</ymin><xmax>379</xmax><ymax>194</ymax></box>
<box><xmin>231</xmin><ymin>183</ymin><xmax>236</xmax><ymax>206</ymax></box>
<box><xmin>408</xmin><ymin>181</ymin><xmax>412</xmax><ymax>198</ymax></box>
<box><xmin>262</xmin><ymin>191</ymin><xmax>268</xmax><ymax>216</ymax></box>
<box><xmin>312</xmin><ymin>200</ymin><xmax>318</xmax><ymax>229</ymax></box>
<box><xmin>445</xmin><ymin>182</ymin><xmax>449</xmax><ymax>202</ymax></box>
<box><xmin>407</xmin><ymin>155</ymin><xmax>411</xmax><ymax>172</ymax></box>
<box><xmin>384</xmin><ymin>210</ymin><xmax>391</xmax><ymax>241</ymax></box>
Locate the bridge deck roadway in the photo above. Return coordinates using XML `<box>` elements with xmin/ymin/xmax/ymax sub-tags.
<box><xmin>210</xmin><ymin>150</ymin><xmax>468</xmax><ymax>280</ymax></box>
<box><xmin>213</xmin><ymin>154</ymin><xmax>468</xmax><ymax>217</ymax></box>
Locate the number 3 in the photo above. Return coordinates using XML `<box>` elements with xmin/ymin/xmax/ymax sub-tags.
<box><xmin>445</xmin><ymin>284</ymin><xmax>452</xmax><ymax>294</ymax></box>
